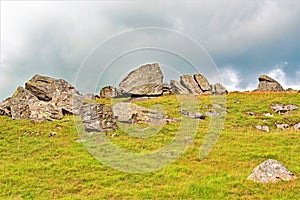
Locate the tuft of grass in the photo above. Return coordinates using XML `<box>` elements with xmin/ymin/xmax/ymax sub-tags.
<box><xmin>0</xmin><ymin>92</ymin><xmax>299</xmax><ymax>199</ymax></box>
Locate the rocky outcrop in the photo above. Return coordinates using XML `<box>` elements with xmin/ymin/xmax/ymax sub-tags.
<box><xmin>113</xmin><ymin>102</ymin><xmax>170</xmax><ymax>125</ymax></box>
<box><xmin>100</xmin><ymin>86</ymin><xmax>118</xmax><ymax>98</ymax></box>
<box><xmin>118</xmin><ymin>63</ymin><xmax>164</xmax><ymax>96</ymax></box>
<box><xmin>257</xmin><ymin>74</ymin><xmax>284</xmax><ymax>92</ymax></box>
<box><xmin>248</xmin><ymin>159</ymin><xmax>297</xmax><ymax>183</ymax></box>
<box><xmin>180</xmin><ymin>75</ymin><xmax>203</xmax><ymax>95</ymax></box>
<box><xmin>79</xmin><ymin>103</ymin><xmax>117</xmax><ymax>132</ymax></box>
<box><xmin>212</xmin><ymin>83</ymin><xmax>228</xmax><ymax>95</ymax></box>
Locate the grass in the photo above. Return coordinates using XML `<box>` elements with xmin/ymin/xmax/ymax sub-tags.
<box><xmin>0</xmin><ymin>92</ymin><xmax>299</xmax><ymax>199</ymax></box>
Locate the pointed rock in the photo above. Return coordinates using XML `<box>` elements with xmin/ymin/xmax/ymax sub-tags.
<box><xmin>194</xmin><ymin>74</ymin><xmax>212</xmax><ymax>91</ymax></box>
<box><xmin>257</xmin><ymin>74</ymin><xmax>284</xmax><ymax>92</ymax></box>
<box><xmin>180</xmin><ymin>75</ymin><xmax>203</xmax><ymax>95</ymax></box>
<box><xmin>248</xmin><ymin>159</ymin><xmax>297</xmax><ymax>183</ymax></box>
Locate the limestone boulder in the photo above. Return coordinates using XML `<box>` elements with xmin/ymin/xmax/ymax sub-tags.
<box><xmin>257</xmin><ymin>74</ymin><xmax>284</xmax><ymax>92</ymax></box>
<box><xmin>248</xmin><ymin>159</ymin><xmax>296</xmax><ymax>183</ymax></box>
<box><xmin>180</xmin><ymin>75</ymin><xmax>203</xmax><ymax>95</ymax></box>
<box><xmin>118</xmin><ymin>63</ymin><xmax>164</xmax><ymax>96</ymax></box>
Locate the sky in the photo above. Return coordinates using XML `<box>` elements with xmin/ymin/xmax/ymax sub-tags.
<box><xmin>1</xmin><ymin>0</ymin><xmax>299</xmax><ymax>100</ymax></box>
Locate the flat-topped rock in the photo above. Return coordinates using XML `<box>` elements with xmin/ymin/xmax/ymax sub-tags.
<box><xmin>118</xmin><ymin>63</ymin><xmax>164</xmax><ymax>96</ymax></box>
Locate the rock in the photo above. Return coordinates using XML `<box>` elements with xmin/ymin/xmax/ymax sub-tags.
<box><xmin>99</xmin><ymin>86</ymin><xmax>118</xmax><ymax>98</ymax></box>
<box><xmin>255</xmin><ymin>125</ymin><xmax>270</xmax><ymax>132</ymax></box>
<box><xmin>113</xmin><ymin>102</ymin><xmax>168</xmax><ymax>125</ymax></box>
<box><xmin>162</xmin><ymin>83</ymin><xmax>172</xmax><ymax>95</ymax></box>
<box><xmin>0</xmin><ymin>97</ymin><xmax>12</xmax><ymax>116</ymax></box>
<box><xmin>257</xmin><ymin>74</ymin><xmax>284</xmax><ymax>92</ymax></box>
<box><xmin>294</xmin><ymin>122</ymin><xmax>300</xmax><ymax>130</ymax></box>
<box><xmin>211</xmin><ymin>83</ymin><xmax>227</xmax><ymax>95</ymax></box>
<box><xmin>25</xmin><ymin>74</ymin><xmax>82</xmax><ymax>115</ymax></box>
<box><xmin>118</xmin><ymin>63</ymin><xmax>164</xmax><ymax>96</ymax></box>
<box><xmin>205</xmin><ymin>110</ymin><xmax>221</xmax><ymax>118</ymax></box>
<box><xmin>79</xmin><ymin>103</ymin><xmax>117</xmax><ymax>132</ymax></box>
<box><xmin>29</xmin><ymin>100</ymin><xmax>63</xmax><ymax>122</ymax></box>
<box><xmin>170</xmin><ymin>80</ymin><xmax>190</xmax><ymax>95</ymax></box>
<box><xmin>275</xmin><ymin>123</ymin><xmax>289</xmax><ymax>130</ymax></box>
<box><xmin>263</xmin><ymin>113</ymin><xmax>274</xmax><ymax>117</ymax></box>
<box><xmin>247</xmin><ymin>159</ymin><xmax>297</xmax><ymax>183</ymax></box>
<box><xmin>49</xmin><ymin>132</ymin><xmax>57</xmax><ymax>137</ymax></box>
<box><xmin>83</xmin><ymin>93</ymin><xmax>99</xmax><ymax>101</ymax></box>
<box><xmin>247</xmin><ymin>112</ymin><xmax>255</xmax><ymax>116</ymax></box>
<box><xmin>180</xmin><ymin>75</ymin><xmax>203</xmax><ymax>95</ymax></box>
<box><xmin>194</xmin><ymin>74</ymin><xmax>211</xmax><ymax>91</ymax></box>
<box><xmin>179</xmin><ymin>110</ymin><xmax>206</xmax><ymax>120</ymax></box>
<box><xmin>270</xmin><ymin>104</ymin><xmax>298</xmax><ymax>114</ymax></box>
<box><xmin>234</xmin><ymin>100</ymin><xmax>241</xmax><ymax>103</ymax></box>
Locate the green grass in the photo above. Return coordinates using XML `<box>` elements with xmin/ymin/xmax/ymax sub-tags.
<box><xmin>0</xmin><ymin>93</ymin><xmax>299</xmax><ymax>199</ymax></box>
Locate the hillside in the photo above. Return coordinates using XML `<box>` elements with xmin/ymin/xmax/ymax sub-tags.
<box><xmin>1</xmin><ymin>92</ymin><xmax>299</xmax><ymax>199</ymax></box>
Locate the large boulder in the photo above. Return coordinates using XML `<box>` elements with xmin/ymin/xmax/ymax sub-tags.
<box><xmin>248</xmin><ymin>159</ymin><xmax>297</xmax><ymax>183</ymax></box>
<box><xmin>170</xmin><ymin>80</ymin><xmax>191</xmax><ymax>95</ymax></box>
<box><xmin>25</xmin><ymin>74</ymin><xmax>82</xmax><ymax>114</ymax></box>
<box><xmin>180</xmin><ymin>75</ymin><xmax>203</xmax><ymax>95</ymax></box>
<box><xmin>79</xmin><ymin>103</ymin><xmax>117</xmax><ymax>132</ymax></box>
<box><xmin>113</xmin><ymin>102</ymin><xmax>168</xmax><ymax>125</ymax></box>
<box><xmin>118</xmin><ymin>63</ymin><xmax>164</xmax><ymax>96</ymax></box>
<box><xmin>194</xmin><ymin>74</ymin><xmax>211</xmax><ymax>91</ymax></box>
<box><xmin>257</xmin><ymin>74</ymin><xmax>284</xmax><ymax>92</ymax></box>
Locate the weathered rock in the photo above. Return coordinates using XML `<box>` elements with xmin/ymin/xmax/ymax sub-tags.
<box><xmin>170</xmin><ymin>80</ymin><xmax>190</xmax><ymax>95</ymax></box>
<box><xmin>179</xmin><ymin>110</ymin><xmax>206</xmax><ymax>120</ymax></box>
<box><xmin>270</xmin><ymin>103</ymin><xmax>298</xmax><ymax>114</ymax></box>
<box><xmin>255</xmin><ymin>125</ymin><xmax>270</xmax><ymax>132</ymax></box>
<box><xmin>294</xmin><ymin>122</ymin><xmax>300</xmax><ymax>130</ymax></box>
<box><xmin>113</xmin><ymin>102</ymin><xmax>168</xmax><ymax>125</ymax></box>
<box><xmin>263</xmin><ymin>113</ymin><xmax>274</xmax><ymax>117</ymax></box>
<box><xmin>29</xmin><ymin>101</ymin><xmax>63</xmax><ymax>122</ymax></box>
<box><xmin>180</xmin><ymin>75</ymin><xmax>203</xmax><ymax>95</ymax></box>
<box><xmin>194</xmin><ymin>74</ymin><xmax>212</xmax><ymax>91</ymax></box>
<box><xmin>211</xmin><ymin>83</ymin><xmax>227</xmax><ymax>95</ymax></box>
<box><xmin>275</xmin><ymin>123</ymin><xmax>289</xmax><ymax>130</ymax></box>
<box><xmin>25</xmin><ymin>74</ymin><xmax>82</xmax><ymax>114</ymax></box>
<box><xmin>247</xmin><ymin>159</ymin><xmax>297</xmax><ymax>183</ymax></box>
<box><xmin>162</xmin><ymin>83</ymin><xmax>172</xmax><ymax>95</ymax></box>
<box><xmin>0</xmin><ymin>97</ymin><xmax>12</xmax><ymax>116</ymax></box>
<box><xmin>79</xmin><ymin>103</ymin><xmax>117</xmax><ymax>132</ymax></box>
<box><xmin>257</xmin><ymin>74</ymin><xmax>284</xmax><ymax>92</ymax></box>
<box><xmin>100</xmin><ymin>86</ymin><xmax>117</xmax><ymax>98</ymax></box>
<box><xmin>118</xmin><ymin>63</ymin><xmax>164</xmax><ymax>96</ymax></box>
<box><xmin>83</xmin><ymin>93</ymin><xmax>99</xmax><ymax>101</ymax></box>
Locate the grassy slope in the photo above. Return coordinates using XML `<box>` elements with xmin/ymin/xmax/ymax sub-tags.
<box><xmin>0</xmin><ymin>93</ymin><xmax>299</xmax><ymax>199</ymax></box>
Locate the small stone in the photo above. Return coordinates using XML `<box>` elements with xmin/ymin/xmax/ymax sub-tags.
<box><xmin>275</xmin><ymin>123</ymin><xmax>289</xmax><ymax>130</ymax></box>
<box><xmin>234</xmin><ymin>100</ymin><xmax>241</xmax><ymax>103</ymax></box>
<box><xmin>263</xmin><ymin>113</ymin><xmax>274</xmax><ymax>117</ymax></box>
<box><xmin>294</xmin><ymin>122</ymin><xmax>300</xmax><ymax>130</ymax></box>
<box><xmin>49</xmin><ymin>132</ymin><xmax>57</xmax><ymax>137</ymax></box>
<box><xmin>255</xmin><ymin>125</ymin><xmax>270</xmax><ymax>132</ymax></box>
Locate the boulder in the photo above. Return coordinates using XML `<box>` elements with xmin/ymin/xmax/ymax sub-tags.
<box><xmin>162</xmin><ymin>83</ymin><xmax>172</xmax><ymax>95</ymax></box>
<box><xmin>255</xmin><ymin>125</ymin><xmax>270</xmax><ymax>132</ymax></box>
<box><xmin>99</xmin><ymin>86</ymin><xmax>118</xmax><ymax>98</ymax></box>
<box><xmin>294</xmin><ymin>122</ymin><xmax>300</xmax><ymax>130</ymax></box>
<box><xmin>270</xmin><ymin>104</ymin><xmax>298</xmax><ymax>114</ymax></box>
<box><xmin>179</xmin><ymin>110</ymin><xmax>206</xmax><ymax>120</ymax></box>
<box><xmin>118</xmin><ymin>63</ymin><xmax>164</xmax><ymax>96</ymax></box>
<box><xmin>25</xmin><ymin>74</ymin><xmax>82</xmax><ymax>114</ymax></box>
<box><xmin>79</xmin><ymin>103</ymin><xmax>117</xmax><ymax>132</ymax></box>
<box><xmin>211</xmin><ymin>83</ymin><xmax>227</xmax><ymax>95</ymax></box>
<box><xmin>257</xmin><ymin>74</ymin><xmax>284</xmax><ymax>92</ymax></box>
<box><xmin>194</xmin><ymin>74</ymin><xmax>212</xmax><ymax>91</ymax></box>
<box><xmin>113</xmin><ymin>102</ymin><xmax>168</xmax><ymax>125</ymax></box>
<box><xmin>180</xmin><ymin>75</ymin><xmax>203</xmax><ymax>95</ymax></box>
<box><xmin>170</xmin><ymin>80</ymin><xmax>190</xmax><ymax>95</ymax></box>
<box><xmin>83</xmin><ymin>93</ymin><xmax>99</xmax><ymax>101</ymax></box>
<box><xmin>0</xmin><ymin>97</ymin><xmax>12</xmax><ymax>117</ymax></box>
<box><xmin>247</xmin><ymin>159</ymin><xmax>297</xmax><ymax>183</ymax></box>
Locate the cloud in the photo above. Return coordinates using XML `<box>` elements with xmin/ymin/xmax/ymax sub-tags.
<box><xmin>219</xmin><ymin>66</ymin><xmax>241</xmax><ymax>91</ymax></box>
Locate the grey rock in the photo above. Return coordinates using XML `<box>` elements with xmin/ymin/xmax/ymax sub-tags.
<box><xmin>270</xmin><ymin>103</ymin><xmax>298</xmax><ymax>114</ymax></box>
<box><xmin>194</xmin><ymin>74</ymin><xmax>211</xmax><ymax>91</ymax></box>
<box><xmin>248</xmin><ymin>159</ymin><xmax>297</xmax><ymax>183</ymax></box>
<box><xmin>212</xmin><ymin>83</ymin><xmax>228</xmax><ymax>95</ymax></box>
<box><xmin>83</xmin><ymin>93</ymin><xmax>99</xmax><ymax>101</ymax></box>
<box><xmin>0</xmin><ymin>97</ymin><xmax>12</xmax><ymax>117</ymax></box>
<box><xmin>179</xmin><ymin>110</ymin><xmax>206</xmax><ymax>120</ymax></box>
<box><xmin>180</xmin><ymin>75</ymin><xmax>203</xmax><ymax>95</ymax></box>
<box><xmin>79</xmin><ymin>103</ymin><xmax>117</xmax><ymax>132</ymax></box>
<box><xmin>118</xmin><ymin>63</ymin><xmax>164</xmax><ymax>96</ymax></box>
<box><xmin>275</xmin><ymin>123</ymin><xmax>289</xmax><ymax>130</ymax></box>
<box><xmin>113</xmin><ymin>102</ymin><xmax>168</xmax><ymax>125</ymax></box>
<box><xmin>170</xmin><ymin>80</ymin><xmax>190</xmax><ymax>95</ymax></box>
<box><xmin>162</xmin><ymin>83</ymin><xmax>172</xmax><ymax>95</ymax></box>
<box><xmin>255</xmin><ymin>125</ymin><xmax>270</xmax><ymax>132</ymax></box>
<box><xmin>257</xmin><ymin>74</ymin><xmax>284</xmax><ymax>92</ymax></box>
<box><xmin>99</xmin><ymin>86</ymin><xmax>118</xmax><ymax>98</ymax></box>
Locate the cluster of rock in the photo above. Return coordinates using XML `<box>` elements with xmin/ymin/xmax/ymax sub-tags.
<box><xmin>248</xmin><ymin>159</ymin><xmax>296</xmax><ymax>183</ymax></box>
<box><xmin>0</xmin><ymin>74</ymin><xmax>82</xmax><ymax>122</ymax></box>
<box><xmin>99</xmin><ymin>63</ymin><xmax>227</xmax><ymax>98</ymax></box>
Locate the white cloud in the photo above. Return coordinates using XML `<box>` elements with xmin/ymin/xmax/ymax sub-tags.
<box><xmin>219</xmin><ymin>66</ymin><xmax>241</xmax><ymax>91</ymax></box>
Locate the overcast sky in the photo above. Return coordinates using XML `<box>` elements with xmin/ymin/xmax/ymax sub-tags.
<box><xmin>1</xmin><ymin>0</ymin><xmax>299</xmax><ymax>100</ymax></box>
